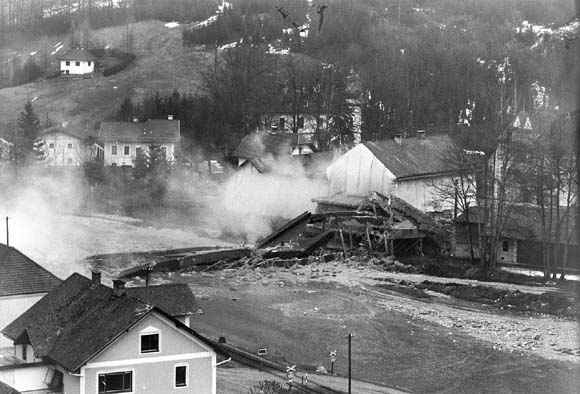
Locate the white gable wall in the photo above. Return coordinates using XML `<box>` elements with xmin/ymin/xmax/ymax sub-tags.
<box><xmin>74</xmin><ymin>312</ymin><xmax>215</xmax><ymax>394</ymax></box>
<box><xmin>42</xmin><ymin>133</ymin><xmax>86</xmax><ymax>166</ymax></box>
<box><xmin>327</xmin><ymin>144</ymin><xmax>396</xmax><ymax>196</ymax></box>
<box><xmin>60</xmin><ymin>60</ymin><xmax>94</xmax><ymax>75</ymax></box>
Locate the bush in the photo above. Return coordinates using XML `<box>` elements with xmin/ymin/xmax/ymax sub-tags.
<box><xmin>92</xmin><ymin>49</ymin><xmax>136</xmax><ymax>77</ymax></box>
<box><xmin>248</xmin><ymin>380</ymin><xmax>290</xmax><ymax>394</ymax></box>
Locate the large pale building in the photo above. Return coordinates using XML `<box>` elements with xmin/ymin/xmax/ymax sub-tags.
<box><xmin>326</xmin><ymin>133</ymin><xmax>466</xmax><ymax>212</ymax></box>
<box><xmin>98</xmin><ymin>119</ymin><xmax>180</xmax><ymax>167</ymax></box>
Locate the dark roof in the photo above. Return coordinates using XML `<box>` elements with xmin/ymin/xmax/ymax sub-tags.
<box><xmin>98</xmin><ymin>120</ymin><xmax>180</xmax><ymax>144</ymax></box>
<box><xmin>0</xmin><ymin>244</ymin><xmax>61</xmax><ymax>297</ymax></box>
<box><xmin>232</xmin><ymin>131</ymin><xmax>293</xmax><ymax>160</ymax></box>
<box><xmin>457</xmin><ymin>204</ymin><xmax>578</xmax><ymax>243</ymax></box>
<box><xmin>2</xmin><ymin>273</ymin><xmax>210</xmax><ymax>372</ymax></box>
<box><xmin>40</xmin><ymin>126</ymin><xmax>86</xmax><ymax>140</ymax></box>
<box><xmin>126</xmin><ymin>283</ymin><xmax>197</xmax><ymax>316</ymax></box>
<box><xmin>0</xmin><ymin>381</ymin><xmax>19</xmax><ymax>394</ymax></box>
<box><xmin>363</xmin><ymin>134</ymin><xmax>454</xmax><ymax>180</ymax></box>
<box><xmin>57</xmin><ymin>48</ymin><xmax>96</xmax><ymax>61</ymax></box>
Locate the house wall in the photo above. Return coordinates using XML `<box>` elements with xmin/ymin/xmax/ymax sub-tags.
<box><xmin>0</xmin><ymin>364</ymin><xmax>53</xmax><ymax>392</ymax></box>
<box><xmin>497</xmin><ymin>239</ymin><xmax>518</xmax><ymax>265</ymax></box>
<box><xmin>60</xmin><ymin>60</ymin><xmax>94</xmax><ymax>75</ymax></box>
<box><xmin>327</xmin><ymin>144</ymin><xmax>457</xmax><ymax>212</ymax></box>
<box><xmin>327</xmin><ymin>144</ymin><xmax>395</xmax><ymax>197</ymax></box>
<box><xmin>75</xmin><ymin>313</ymin><xmax>215</xmax><ymax>394</ymax></box>
<box><xmin>42</xmin><ymin>133</ymin><xmax>86</xmax><ymax>166</ymax></box>
<box><xmin>0</xmin><ymin>293</ymin><xmax>45</xmax><ymax>348</ymax></box>
<box><xmin>63</xmin><ymin>371</ymin><xmax>81</xmax><ymax>394</ymax></box>
<box><xmin>394</xmin><ymin>176</ymin><xmax>456</xmax><ymax>212</ymax></box>
<box><xmin>103</xmin><ymin>142</ymin><xmax>176</xmax><ymax>167</ymax></box>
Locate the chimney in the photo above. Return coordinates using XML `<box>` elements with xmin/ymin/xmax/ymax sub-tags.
<box><xmin>416</xmin><ymin>129</ymin><xmax>426</xmax><ymax>139</ymax></box>
<box><xmin>167</xmin><ymin>114</ymin><xmax>174</xmax><ymax>121</ymax></box>
<box><xmin>91</xmin><ymin>271</ymin><xmax>101</xmax><ymax>285</ymax></box>
<box><xmin>113</xmin><ymin>279</ymin><xmax>126</xmax><ymax>296</ymax></box>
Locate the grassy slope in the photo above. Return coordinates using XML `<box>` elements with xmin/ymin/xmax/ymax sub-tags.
<box><xmin>0</xmin><ymin>20</ymin><xmax>210</xmax><ymax>135</ymax></box>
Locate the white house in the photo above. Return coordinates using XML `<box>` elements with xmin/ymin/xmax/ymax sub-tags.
<box><xmin>1</xmin><ymin>273</ymin><xmax>217</xmax><ymax>394</ymax></box>
<box><xmin>59</xmin><ymin>48</ymin><xmax>96</xmax><ymax>76</ymax></box>
<box><xmin>39</xmin><ymin>127</ymin><xmax>91</xmax><ymax>166</ymax></box>
<box><xmin>98</xmin><ymin>119</ymin><xmax>180</xmax><ymax>167</ymax></box>
<box><xmin>0</xmin><ymin>244</ymin><xmax>61</xmax><ymax>348</ymax></box>
<box><xmin>327</xmin><ymin>133</ymin><xmax>463</xmax><ymax>212</ymax></box>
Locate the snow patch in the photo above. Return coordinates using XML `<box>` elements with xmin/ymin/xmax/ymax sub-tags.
<box><xmin>165</xmin><ymin>21</ymin><xmax>180</xmax><ymax>29</ymax></box>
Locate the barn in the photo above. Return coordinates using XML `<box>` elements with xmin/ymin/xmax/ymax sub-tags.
<box><xmin>326</xmin><ymin>132</ymin><xmax>461</xmax><ymax>212</ymax></box>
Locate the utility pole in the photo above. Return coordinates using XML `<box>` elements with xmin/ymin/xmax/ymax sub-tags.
<box><xmin>5</xmin><ymin>216</ymin><xmax>9</xmax><ymax>247</ymax></box>
<box><xmin>348</xmin><ymin>333</ymin><xmax>352</xmax><ymax>394</ymax></box>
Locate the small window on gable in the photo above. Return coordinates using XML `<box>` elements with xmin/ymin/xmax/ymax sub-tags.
<box><xmin>111</xmin><ymin>145</ymin><xmax>117</xmax><ymax>155</ymax></box>
<box><xmin>502</xmin><ymin>240</ymin><xmax>509</xmax><ymax>252</ymax></box>
<box><xmin>75</xmin><ymin>61</ymin><xmax>80</xmax><ymax>66</ymax></box>
<box><xmin>67</xmin><ymin>143</ymin><xmax>73</xmax><ymax>149</ymax></box>
<box><xmin>140</xmin><ymin>333</ymin><xmax>159</xmax><ymax>353</ymax></box>
<box><xmin>175</xmin><ymin>364</ymin><xmax>188</xmax><ymax>388</ymax></box>
<box><xmin>22</xmin><ymin>344</ymin><xmax>27</xmax><ymax>361</ymax></box>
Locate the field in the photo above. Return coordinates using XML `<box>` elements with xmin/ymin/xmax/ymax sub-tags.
<box><xmin>0</xmin><ymin>20</ymin><xmax>210</xmax><ymax>133</ymax></box>
<box><xmin>127</xmin><ymin>262</ymin><xmax>580</xmax><ymax>394</ymax></box>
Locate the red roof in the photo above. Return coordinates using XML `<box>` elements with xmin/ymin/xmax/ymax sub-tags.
<box><xmin>0</xmin><ymin>244</ymin><xmax>61</xmax><ymax>297</ymax></box>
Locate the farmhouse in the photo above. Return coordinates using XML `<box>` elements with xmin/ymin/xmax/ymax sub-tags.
<box><xmin>39</xmin><ymin>127</ymin><xmax>94</xmax><ymax>166</ymax></box>
<box><xmin>454</xmin><ymin>204</ymin><xmax>579</xmax><ymax>270</ymax></box>
<box><xmin>98</xmin><ymin>118</ymin><xmax>180</xmax><ymax>167</ymax></box>
<box><xmin>327</xmin><ymin>132</ymin><xmax>462</xmax><ymax>212</ymax></box>
<box><xmin>0</xmin><ymin>244</ymin><xmax>61</xmax><ymax>348</ymax></box>
<box><xmin>58</xmin><ymin>48</ymin><xmax>96</xmax><ymax>76</ymax></box>
<box><xmin>1</xmin><ymin>272</ymin><xmax>216</xmax><ymax>394</ymax></box>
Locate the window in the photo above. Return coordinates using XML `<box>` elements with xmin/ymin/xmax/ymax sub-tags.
<box><xmin>502</xmin><ymin>240</ymin><xmax>509</xmax><ymax>252</ymax></box>
<box><xmin>140</xmin><ymin>333</ymin><xmax>159</xmax><ymax>353</ymax></box>
<box><xmin>65</xmin><ymin>61</ymin><xmax>70</xmax><ymax>66</ymax></box>
<box><xmin>111</xmin><ymin>145</ymin><xmax>117</xmax><ymax>155</ymax></box>
<box><xmin>279</xmin><ymin>117</ymin><xmax>285</xmax><ymax>130</ymax></box>
<box><xmin>49</xmin><ymin>143</ymin><xmax>55</xmax><ymax>149</ymax></box>
<box><xmin>124</xmin><ymin>146</ymin><xmax>130</xmax><ymax>155</ymax></box>
<box><xmin>175</xmin><ymin>364</ymin><xmax>188</xmax><ymax>388</ymax></box>
<box><xmin>67</xmin><ymin>143</ymin><xmax>73</xmax><ymax>149</ymax></box>
<box><xmin>98</xmin><ymin>371</ymin><xmax>132</xmax><ymax>393</ymax></box>
<box><xmin>297</xmin><ymin>116</ymin><xmax>304</xmax><ymax>128</ymax></box>
<box><xmin>65</xmin><ymin>70</ymin><xmax>69</xmax><ymax>74</ymax></box>
<box><xmin>67</xmin><ymin>158</ymin><xmax>73</xmax><ymax>164</ymax></box>
<box><xmin>75</xmin><ymin>61</ymin><xmax>80</xmax><ymax>66</ymax></box>
<box><xmin>88</xmin><ymin>61</ymin><xmax>92</xmax><ymax>66</ymax></box>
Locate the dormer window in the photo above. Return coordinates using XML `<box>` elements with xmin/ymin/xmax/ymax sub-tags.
<box><xmin>140</xmin><ymin>332</ymin><xmax>159</xmax><ymax>353</ymax></box>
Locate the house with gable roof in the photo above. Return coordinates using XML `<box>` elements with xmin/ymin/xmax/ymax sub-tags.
<box><xmin>0</xmin><ymin>244</ymin><xmax>61</xmax><ymax>349</ymax></box>
<box><xmin>98</xmin><ymin>118</ymin><xmax>180</xmax><ymax>167</ymax></box>
<box><xmin>1</xmin><ymin>272</ymin><xmax>216</xmax><ymax>394</ymax></box>
<box><xmin>326</xmin><ymin>132</ymin><xmax>467</xmax><ymax>212</ymax></box>
<box><xmin>58</xmin><ymin>48</ymin><xmax>96</xmax><ymax>76</ymax></box>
